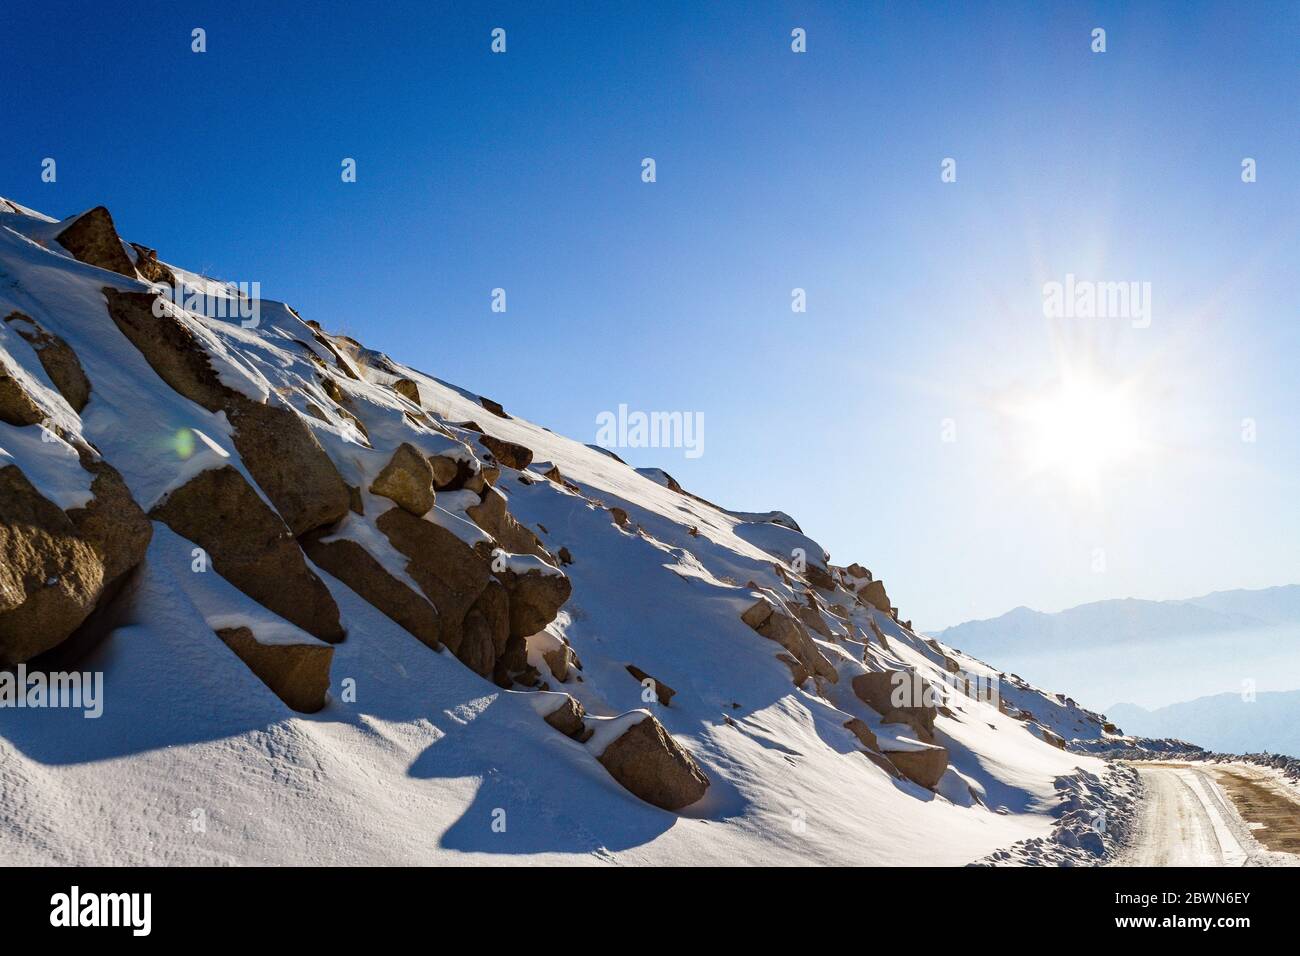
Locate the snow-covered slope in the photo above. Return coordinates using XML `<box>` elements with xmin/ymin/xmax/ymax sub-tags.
<box><xmin>0</xmin><ymin>198</ymin><xmax>1124</xmax><ymax>865</ymax></box>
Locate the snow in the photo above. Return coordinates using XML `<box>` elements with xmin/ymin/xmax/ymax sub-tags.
<box><xmin>0</xmin><ymin>197</ymin><xmax>1126</xmax><ymax>865</ymax></box>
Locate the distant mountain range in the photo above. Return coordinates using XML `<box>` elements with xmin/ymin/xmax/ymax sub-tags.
<box><xmin>1108</xmin><ymin>691</ymin><xmax>1300</xmax><ymax>758</ymax></box>
<box><xmin>935</xmin><ymin>585</ymin><xmax>1300</xmax><ymax>658</ymax></box>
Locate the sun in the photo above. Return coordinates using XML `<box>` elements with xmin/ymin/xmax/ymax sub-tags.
<box><xmin>1011</xmin><ymin>372</ymin><xmax>1145</xmax><ymax>494</ymax></box>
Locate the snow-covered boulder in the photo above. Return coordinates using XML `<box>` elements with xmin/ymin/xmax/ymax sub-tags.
<box><xmin>215</xmin><ymin>626</ymin><xmax>333</xmax><ymax>713</ymax></box>
<box><xmin>594</xmin><ymin>714</ymin><xmax>709</xmax><ymax>811</ymax></box>
<box><xmin>150</xmin><ymin>466</ymin><xmax>345</xmax><ymax>643</ymax></box>
<box><xmin>369</xmin><ymin>442</ymin><xmax>436</xmax><ymax>516</ymax></box>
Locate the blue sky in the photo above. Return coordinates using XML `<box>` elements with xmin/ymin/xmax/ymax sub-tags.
<box><xmin>3</xmin><ymin>1</ymin><xmax>1297</xmax><ymax>627</ymax></box>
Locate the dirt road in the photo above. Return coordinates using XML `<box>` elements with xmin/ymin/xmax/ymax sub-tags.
<box><xmin>1118</xmin><ymin>762</ymin><xmax>1300</xmax><ymax>867</ymax></box>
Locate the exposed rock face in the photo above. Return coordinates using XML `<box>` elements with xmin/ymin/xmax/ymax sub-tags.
<box><xmin>128</xmin><ymin>243</ymin><xmax>175</xmax><ymax>286</ymax></box>
<box><xmin>66</xmin><ymin>457</ymin><xmax>152</xmax><ymax>588</ymax></box>
<box><xmin>479</xmin><ymin>396</ymin><xmax>509</xmax><ymax>418</ymax></box>
<box><xmin>859</xmin><ymin>579</ymin><xmax>892</xmax><ymax>613</ymax></box>
<box><xmin>300</xmin><ymin>531</ymin><xmax>440</xmax><ymax>650</ymax></box>
<box><xmin>494</xmin><ymin>566</ymin><xmax>570</xmax><ymax>639</ymax></box>
<box><xmin>844</xmin><ymin>718</ymin><xmax>880</xmax><ymax>751</ymax></box>
<box><xmin>4</xmin><ymin>313</ymin><xmax>92</xmax><ymax>412</ymax></box>
<box><xmin>626</xmin><ymin>664</ymin><xmax>676</xmax><ymax>706</ymax></box>
<box><xmin>460</xmin><ymin>579</ymin><xmax>510</xmax><ymax>679</ymax></box>
<box><xmin>846</xmin><ymin>563</ymin><xmax>871</xmax><ymax>581</ymax></box>
<box><xmin>150</xmin><ymin>466</ymin><xmax>345</xmax><ymax>643</ymax></box>
<box><xmin>392</xmin><ymin>378</ymin><xmax>421</xmax><ymax>404</ymax></box>
<box><xmin>805</xmin><ymin>564</ymin><xmax>836</xmax><ymax>592</ymax></box>
<box><xmin>466</xmin><ymin>487</ymin><xmax>551</xmax><ymax>560</ymax></box>
<box><xmin>428</xmin><ymin>454</ymin><xmax>461</xmax><ymax>489</ymax></box>
<box><xmin>478</xmin><ymin>434</ymin><xmax>533</xmax><ymax>470</ymax></box>
<box><xmin>55</xmin><ymin>207</ymin><xmax>137</xmax><ymax>278</ymax></box>
<box><xmin>215</xmin><ymin>626</ymin><xmax>333</xmax><ymax>713</ymax></box>
<box><xmin>0</xmin><ymin>357</ymin><xmax>44</xmax><ymax>425</ymax></box>
<box><xmin>886</xmin><ymin>742</ymin><xmax>949</xmax><ymax>790</ymax></box>
<box><xmin>101</xmin><ymin>289</ymin><xmax>350</xmax><ymax>536</ymax></box>
<box><xmin>375</xmin><ymin>505</ymin><xmax>524</xmax><ymax>678</ymax></box>
<box><xmin>597</xmin><ymin>715</ymin><xmax>710</xmax><ymax>811</ymax></box>
<box><xmin>0</xmin><ymin>466</ymin><xmax>105</xmax><ymax>664</ymax></box>
<box><xmin>544</xmin><ymin>695</ymin><xmax>591</xmax><ymax>740</ymax></box>
<box><xmin>852</xmin><ymin>671</ymin><xmax>937</xmax><ymax>741</ymax></box>
<box><xmin>226</xmin><ymin>401</ymin><xmax>350</xmax><ymax>536</ymax></box>
<box><xmin>740</xmin><ymin>597</ymin><xmax>837</xmax><ymax>684</ymax></box>
<box><xmin>544</xmin><ymin>643</ymin><xmax>576</xmax><ymax>682</ymax></box>
<box><xmin>369</xmin><ymin>442</ymin><xmax>435</xmax><ymax>516</ymax></box>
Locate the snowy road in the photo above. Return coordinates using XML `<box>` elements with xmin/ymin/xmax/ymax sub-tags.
<box><xmin>1118</xmin><ymin>763</ymin><xmax>1300</xmax><ymax>867</ymax></box>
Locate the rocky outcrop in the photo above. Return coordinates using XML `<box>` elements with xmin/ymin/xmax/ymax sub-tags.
<box><xmin>493</xmin><ymin>566</ymin><xmax>570</xmax><ymax>639</ymax></box>
<box><xmin>886</xmin><ymin>742</ymin><xmax>949</xmax><ymax>790</ymax></box>
<box><xmin>0</xmin><ymin>445</ymin><xmax>151</xmax><ymax>666</ymax></box>
<box><xmin>216</xmin><ymin>626</ymin><xmax>333</xmax><ymax>713</ymax></box>
<box><xmin>150</xmin><ymin>466</ymin><xmax>345</xmax><ymax>643</ymax></box>
<box><xmin>465</xmin><ymin>487</ymin><xmax>551</xmax><ymax>560</ymax></box>
<box><xmin>859</xmin><ymin>578</ymin><xmax>892</xmax><ymax>613</ymax></box>
<box><xmin>428</xmin><ymin>454</ymin><xmax>461</xmax><ymax>489</ymax></box>
<box><xmin>128</xmin><ymin>243</ymin><xmax>175</xmax><ymax>286</ymax></box>
<box><xmin>852</xmin><ymin>670</ymin><xmax>938</xmax><ymax>742</ymax></box>
<box><xmin>300</xmin><ymin>531</ymin><xmax>440</xmax><ymax>650</ymax></box>
<box><xmin>478</xmin><ymin>434</ymin><xmax>533</xmax><ymax>470</ymax></box>
<box><xmin>55</xmin><ymin>207</ymin><xmax>137</xmax><ymax>278</ymax></box>
<box><xmin>597</xmin><ymin>715</ymin><xmax>710</xmax><ymax>811</ymax></box>
<box><xmin>0</xmin><ymin>466</ymin><xmax>105</xmax><ymax>664</ymax></box>
<box><xmin>0</xmin><ymin>357</ymin><xmax>44</xmax><ymax>426</ymax></box>
<box><xmin>101</xmin><ymin>289</ymin><xmax>350</xmax><ymax>536</ymax></box>
<box><xmin>543</xmin><ymin>695</ymin><xmax>591</xmax><ymax>740</ymax></box>
<box><xmin>4</xmin><ymin>313</ymin><xmax>92</xmax><ymax>412</ymax></box>
<box><xmin>392</xmin><ymin>378</ymin><xmax>421</xmax><ymax>404</ymax></box>
<box><xmin>369</xmin><ymin>442</ymin><xmax>435</xmax><ymax>516</ymax></box>
<box><xmin>375</xmin><ymin>506</ymin><xmax>521</xmax><ymax>678</ymax></box>
<box><xmin>740</xmin><ymin>597</ymin><xmax>837</xmax><ymax>684</ymax></box>
<box><xmin>479</xmin><ymin>396</ymin><xmax>509</xmax><ymax>418</ymax></box>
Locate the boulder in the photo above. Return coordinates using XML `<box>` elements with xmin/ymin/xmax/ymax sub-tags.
<box><xmin>369</xmin><ymin>442</ymin><xmax>435</xmax><ymax>516</ymax></box>
<box><xmin>844</xmin><ymin>718</ymin><xmax>879</xmax><ymax>751</ymax></box>
<box><xmin>458</xmin><ymin>578</ymin><xmax>509</xmax><ymax>678</ymax></box>
<box><xmin>428</xmin><ymin>453</ymin><xmax>461</xmax><ymax>489</ymax></box>
<box><xmin>66</xmin><ymin>457</ymin><xmax>152</xmax><ymax>588</ymax></box>
<box><xmin>0</xmin><ymin>356</ymin><xmax>44</xmax><ymax>426</ymax></box>
<box><xmin>853</xmin><ymin>670</ymin><xmax>938</xmax><ymax>741</ymax></box>
<box><xmin>392</xmin><ymin>378</ymin><xmax>421</xmax><ymax>404</ymax></box>
<box><xmin>845</xmin><ymin>563</ymin><xmax>871</xmax><ymax>581</ymax></box>
<box><xmin>55</xmin><ymin>207</ymin><xmax>137</xmax><ymax>278</ymax></box>
<box><xmin>610</xmin><ymin>506</ymin><xmax>629</xmax><ymax>528</ymax></box>
<box><xmin>493</xmin><ymin>566</ymin><xmax>570</xmax><ymax>639</ymax></box>
<box><xmin>128</xmin><ymin>242</ymin><xmax>176</xmax><ymax>286</ymax></box>
<box><xmin>465</xmin><ymin>486</ymin><xmax>551</xmax><ymax>560</ymax></box>
<box><xmin>886</xmin><ymin>742</ymin><xmax>949</xmax><ymax>790</ymax></box>
<box><xmin>226</xmin><ymin>400</ymin><xmax>351</xmax><ymax>536</ymax></box>
<box><xmin>376</xmin><ymin>505</ymin><xmax>521</xmax><ymax>677</ymax></box>
<box><xmin>544</xmin><ymin>695</ymin><xmax>591</xmax><ymax>740</ymax></box>
<box><xmin>544</xmin><ymin>643</ymin><xmax>576</xmax><ymax>682</ymax></box>
<box><xmin>597</xmin><ymin>715</ymin><xmax>710</xmax><ymax>811</ymax></box>
<box><xmin>150</xmin><ymin>466</ymin><xmax>345</xmax><ymax>643</ymax></box>
<box><xmin>741</xmin><ymin>597</ymin><xmax>837</xmax><ymax>683</ymax></box>
<box><xmin>859</xmin><ymin>578</ymin><xmax>892</xmax><ymax>613</ymax></box>
<box><xmin>4</xmin><ymin>313</ymin><xmax>92</xmax><ymax>412</ymax></box>
<box><xmin>215</xmin><ymin>626</ymin><xmax>332</xmax><ymax>713</ymax></box>
<box><xmin>478</xmin><ymin>434</ymin><xmax>533</xmax><ymax>470</ymax></box>
<box><xmin>300</xmin><ymin>531</ymin><xmax>440</xmax><ymax>650</ymax></box>
<box><xmin>0</xmin><ymin>466</ymin><xmax>105</xmax><ymax>664</ymax></box>
<box><xmin>479</xmin><ymin>396</ymin><xmax>509</xmax><ymax>418</ymax></box>
<box><xmin>625</xmin><ymin>664</ymin><xmax>676</xmax><ymax>706</ymax></box>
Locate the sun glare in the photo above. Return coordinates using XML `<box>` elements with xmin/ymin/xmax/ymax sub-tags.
<box><xmin>1013</xmin><ymin>374</ymin><xmax>1144</xmax><ymax>493</ymax></box>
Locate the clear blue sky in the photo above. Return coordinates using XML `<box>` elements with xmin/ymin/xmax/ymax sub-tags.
<box><xmin>3</xmin><ymin>1</ymin><xmax>1297</xmax><ymax>627</ymax></box>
